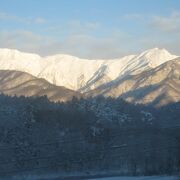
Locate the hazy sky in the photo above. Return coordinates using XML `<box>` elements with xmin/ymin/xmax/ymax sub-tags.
<box><xmin>0</xmin><ymin>0</ymin><xmax>180</xmax><ymax>58</ymax></box>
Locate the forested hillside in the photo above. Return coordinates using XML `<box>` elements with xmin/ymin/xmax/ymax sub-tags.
<box><xmin>0</xmin><ymin>94</ymin><xmax>179</xmax><ymax>177</ymax></box>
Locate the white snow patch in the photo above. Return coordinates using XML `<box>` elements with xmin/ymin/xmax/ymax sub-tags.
<box><xmin>90</xmin><ymin>176</ymin><xmax>179</xmax><ymax>180</ymax></box>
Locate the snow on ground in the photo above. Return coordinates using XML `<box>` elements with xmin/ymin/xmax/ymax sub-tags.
<box><xmin>90</xmin><ymin>176</ymin><xmax>179</xmax><ymax>180</ymax></box>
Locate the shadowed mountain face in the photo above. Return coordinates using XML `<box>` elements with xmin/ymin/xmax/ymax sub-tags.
<box><xmin>0</xmin><ymin>70</ymin><xmax>81</xmax><ymax>102</ymax></box>
<box><xmin>87</xmin><ymin>58</ymin><xmax>180</xmax><ymax>106</ymax></box>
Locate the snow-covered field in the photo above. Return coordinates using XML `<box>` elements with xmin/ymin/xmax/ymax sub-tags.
<box><xmin>90</xmin><ymin>176</ymin><xmax>179</xmax><ymax>180</ymax></box>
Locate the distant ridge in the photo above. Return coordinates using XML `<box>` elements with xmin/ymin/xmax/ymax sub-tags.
<box><xmin>0</xmin><ymin>70</ymin><xmax>81</xmax><ymax>102</ymax></box>
<box><xmin>0</xmin><ymin>48</ymin><xmax>179</xmax><ymax>105</ymax></box>
<box><xmin>0</xmin><ymin>48</ymin><xmax>178</xmax><ymax>91</ymax></box>
<box><xmin>87</xmin><ymin>58</ymin><xmax>180</xmax><ymax>106</ymax></box>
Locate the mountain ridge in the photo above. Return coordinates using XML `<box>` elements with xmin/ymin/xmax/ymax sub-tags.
<box><xmin>86</xmin><ymin>58</ymin><xmax>180</xmax><ymax>106</ymax></box>
<box><xmin>0</xmin><ymin>48</ymin><xmax>178</xmax><ymax>91</ymax></box>
<box><xmin>0</xmin><ymin>70</ymin><xmax>81</xmax><ymax>102</ymax></box>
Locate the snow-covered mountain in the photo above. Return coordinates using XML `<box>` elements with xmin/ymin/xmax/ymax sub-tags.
<box><xmin>0</xmin><ymin>48</ymin><xmax>178</xmax><ymax>92</ymax></box>
<box><xmin>0</xmin><ymin>47</ymin><xmax>179</xmax><ymax>105</ymax></box>
<box><xmin>87</xmin><ymin>58</ymin><xmax>180</xmax><ymax>106</ymax></box>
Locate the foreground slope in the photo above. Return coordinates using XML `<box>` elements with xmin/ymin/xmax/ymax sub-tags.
<box><xmin>0</xmin><ymin>94</ymin><xmax>179</xmax><ymax>177</ymax></box>
<box><xmin>0</xmin><ymin>70</ymin><xmax>81</xmax><ymax>102</ymax></box>
<box><xmin>87</xmin><ymin>58</ymin><xmax>180</xmax><ymax>106</ymax></box>
<box><xmin>90</xmin><ymin>176</ymin><xmax>179</xmax><ymax>180</ymax></box>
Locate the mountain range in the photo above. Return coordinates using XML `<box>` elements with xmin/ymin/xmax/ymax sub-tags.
<box><xmin>0</xmin><ymin>48</ymin><xmax>179</xmax><ymax>106</ymax></box>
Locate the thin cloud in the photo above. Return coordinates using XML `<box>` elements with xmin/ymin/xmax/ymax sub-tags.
<box><xmin>0</xmin><ymin>30</ymin><xmax>134</xmax><ymax>58</ymax></box>
<box><xmin>0</xmin><ymin>30</ymin><xmax>52</xmax><ymax>54</ymax></box>
<box><xmin>1</xmin><ymin>10</ymin><xmax>180</xmax><ymax>59</ymax></box>
<box><xmin>0</xmin><ymin>29</ymin><xmax>180</xmax><ymax>59</ymax></box>
<box><xmin>34</xmin><ymin>17</ymin><xmax>46</xmax><ymax>24</ymax></box>
<box><xmin>122</xmin><ymin>13</ymin><xmax>143</xmax><ymax>21</ymax></box>
<box><xmin>122</xmin><ymin>11</ymin><xmax>180</xmax><ymax>33</ymax></box>
<box><xmin>0</xmin><ymin>11</ymin><xmax>46</xmax><ymax>24</ymax></box>
<box><xmin>150</xmin><ymin>11</ymin><xmax>180</xmax><ymax>32</ymax></box>
<box><xmin>67</xmin><ymin>20</ymin><xmax>101</xmax><ymax>34</ymax></box>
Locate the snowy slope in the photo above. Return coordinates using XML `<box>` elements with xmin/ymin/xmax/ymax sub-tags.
<box><xmin>87</xmin><ymin>58</ymin><xmax>180</xmax><ymax>106</ymax></box>
<box><xmin>0</xmin><ymin>48</ymin><xmax>42</xmax><ymax>76</ymax></box>
<box><xmin>90</xmin><ymin>176</ymin><xmax>179</xmax><ymax>180</ymax></box>
<box><xmin>0</xmin><ymin>48</ymin><xmax>178</xmax><ymax>91</ymax></box>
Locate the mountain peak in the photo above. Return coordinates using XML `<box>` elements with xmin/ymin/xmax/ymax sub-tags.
<box><xmin>140</xmin><ymin>47</ymin><xmax>171</xmax><ymax>56</ymax></box>
<box><xmin>0</xmin><ymin>48</ymin><xmax>41</xmax><ymax>60</ymax></box>
<box><xmin>137</xmin><ymin>48</ymin><xmax>178</xmax><ymax>68</ymax></box>
<box><xmin>145</xmin><ymin>47</ymin><xmax>171</xmax><ymax>55</ymax></box>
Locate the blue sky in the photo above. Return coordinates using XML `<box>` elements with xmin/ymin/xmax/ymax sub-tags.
<box><xmin>0</xmin><ymin>0</ymin><xmax>180</xmax><ymax>58</ymax></box>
